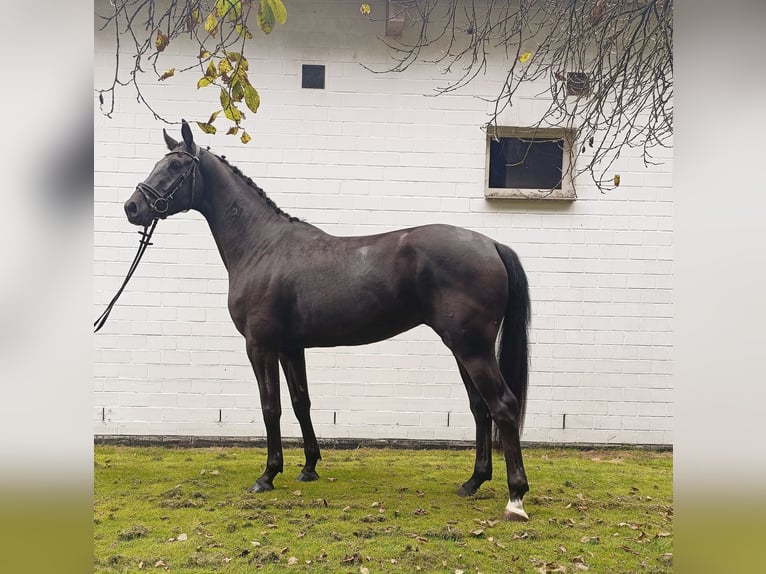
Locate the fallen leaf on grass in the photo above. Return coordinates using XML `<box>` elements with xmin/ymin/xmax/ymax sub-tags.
<box><xmin>287</xmin><ymin>556</ymin><xmax>298</xmax><ymax>565</ymax></box>
<box><xmin>537</xmin><ymin>562</ymin><xmax>566</xmax><ymax>573</ymax></box>
<box><xmin>620</xmin><ymin>545</ymin><xmax>640</xmax><ymax>556</ymax></box>
<box><xmin>471</xmin><ymin>528</ymin><xmax>485</xmax><ymax>536</ymax></box>
<box><xmin>512</xmin><ymin>531</ymin><xmax>529</xmax><ymax>540</ymax></box>
<box><xmin>176</xmin><ymin>533</ymin><xmax>188</xmax><ymax>541</ymax></box>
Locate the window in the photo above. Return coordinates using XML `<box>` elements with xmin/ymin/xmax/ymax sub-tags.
<box><xmin>485</xmin><ymin>126</ymin><xmax>576</xmax><ymax>200</ymax></box>
<box><xmin>301</xmin><ymin>64</ymin><xmax>325</xmax><ymax>89</ymax></box>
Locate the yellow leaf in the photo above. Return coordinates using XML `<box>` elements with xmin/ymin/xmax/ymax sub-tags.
<box><xmin>196</xmin><ymin>122</ymin><xmax>217</xmax><ymax>134</ymax></box>
<box><xmin>204</xmin><ymin>13</ymin><xmax>219</xmax><ymax>36</ymax></box>
<box><xmin>197</xmin><ymin>76</ymin><xmax>213</xmax><ymax>88</ymax></box>
<box><xmin>206</xmin><ymin>60</ymin><xmax>218</xmax><ymax>79</ymax></box>
<box><xmin>236</xmin><ymin>23</ymin><xmax>253</xmax><ymax>39</ymax></box>
<box><xmin>518</xmin><ymin>51</ymin><xmax>532</xmax><ymax>63</ymax></box>
<box><xmin>155</xmin><ymin>30</ymin><xmax>169</xmax><ymax>52</ymax></box>
<box><xmin>360</xmin><ymin>3</ymin><xmax>371</xmax><ymax>15</ymax></box>
<box><xmin>241</xmin><ymin>131</ymin><xmax>251</xmax><ymax>144</ymax></box>
<box><xmin>218</xmin><ymin>58</ymin><xmax>232</xmax><ymax>75</ymax></box>
<box><xmin>159</xmin><ymin>68</ymin><xmax>175</xmax><ymax>81</ymax></box>
<box><xmin>613</xmin><ymin>174</ymin><xmax>621</xmax><ymax>187</ymax></box>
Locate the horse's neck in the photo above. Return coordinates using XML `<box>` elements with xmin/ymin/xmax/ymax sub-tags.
<box><xmin>197</xmin><ymin>154</ymin><xmax>308</xmax><ymax>271</ymax></box>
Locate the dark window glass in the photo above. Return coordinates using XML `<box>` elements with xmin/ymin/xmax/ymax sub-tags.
<box><xmin>488</xmin><ymin>137</ymin><xmax>564</xmax><ymax>190</ymax></box>
<box><xmin>301</xmin><ymin>64</ymin><xmax>325</xmax><ymax>89</ymax></box>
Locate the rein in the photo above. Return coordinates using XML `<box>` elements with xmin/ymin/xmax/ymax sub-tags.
<box><xmin>94</xmin><ymin>219</ymin><xmax>158</xmax><ymax>333</ymax></box>
<box><xmin>95</xmin><ymin>148</ymin><xmax>200</xmax><ymax>333</ymax></box>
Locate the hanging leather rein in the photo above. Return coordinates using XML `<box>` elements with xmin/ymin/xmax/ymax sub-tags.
<box><xmin>94</xmin><ymin>149</ymin><xmax>199</xmax><ymax>333</ymax></box>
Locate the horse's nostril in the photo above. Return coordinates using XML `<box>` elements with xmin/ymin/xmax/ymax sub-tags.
<box><xmin>125</xmin><ymin>201</ymin><xmax>138</xmax><ymax>216</ymax></box>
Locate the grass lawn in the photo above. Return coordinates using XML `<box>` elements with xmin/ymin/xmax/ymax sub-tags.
<box><xmin>94</xmin><ymin>445</ymin><xmax>672</xmax><ymax>573</ymax></box>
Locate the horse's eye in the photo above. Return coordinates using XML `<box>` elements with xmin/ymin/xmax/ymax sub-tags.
<box><xmin>169</xmin><ymin>160</ymin><xmax>182</xmax><ymax>170</ymax></box>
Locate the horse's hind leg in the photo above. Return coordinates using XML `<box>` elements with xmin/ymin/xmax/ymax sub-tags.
<box><xmin>279</xmin><ymin>348</ymin><xmax>321</xmax><ymax>482</ymax></box>
<box><xmin>457</xmin><ymin>351</ymin><xmax>529</xmax><ymax>521</ymax></box>
<box><xmin>455</xmin><ymin>360</ymin><xmax>493</xmax><ymax>497</ymax></box>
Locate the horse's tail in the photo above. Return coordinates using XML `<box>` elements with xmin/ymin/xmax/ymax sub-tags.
<box><xmin>493</xmin><ymin>242</ymin><xmax>531</xmax><ymax>445</ymax></box>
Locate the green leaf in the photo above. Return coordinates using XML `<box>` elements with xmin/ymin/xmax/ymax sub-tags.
<box><xmin>197</xmin><ymin>76</ymin><xmax>213</xmax><ymax>88</ymax></box>
<box><xmin>244</xmin><ymin>85</ymin><xmax>260</xmax><ymax>114</ymax></box>
<box><xmin>231</xmin><ymin>81</ymin><xmax>245</xmax><ymax>102</ymax></box>
<box><xmin>223</xmin><ymin>104</ymin><xmax>242</xmax><ymax>123</ymax></box>
<box><xmin>207</xmin><ymin>110</ymin><xmax>221</xmax><ymax>125</ymax></box>
<box><xmin>220</xmin><ymin>88</ymin><xmax>231</xmax><ymax>110</ymax></box>
<box><xmin>258</xmin><ymin>0</ymin><xmax>275</xmax><ymax>33</ymax></box>
<box><xmin>196</xmin><ymin>122</ymin><xmax>217</xmax><ymax>134</ymax></box>
<box><xmin>266</xmin><ymin>0</ymin><xmax>287</xmax><ymax>25</ymax></box>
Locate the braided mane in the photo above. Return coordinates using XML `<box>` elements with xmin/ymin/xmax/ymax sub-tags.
<box><xmin>213</xmin><ymin>152</ymin><xmax>301</xmax><ymax>223</ymax></box>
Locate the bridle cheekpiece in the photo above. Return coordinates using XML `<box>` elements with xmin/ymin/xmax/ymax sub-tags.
<box><xmin>135</xmin><ymin>149</ymin><xmax>200</xmax><ymax>217</ymax></box>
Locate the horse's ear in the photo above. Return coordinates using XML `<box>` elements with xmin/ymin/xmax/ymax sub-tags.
<box><xmin>163</xmin><ymin>128</ymin><xmax>179</xmax><ymax>150</ymax></box>
<box><xmin>181</xmin><ymin>119</ymin><xmax>195</xmax><ymax>149</ymax></box>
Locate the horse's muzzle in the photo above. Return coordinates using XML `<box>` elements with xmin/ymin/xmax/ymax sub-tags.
<box><xmin>124</xmin><ymin>190</ymin><xmax>153</xmax><ymax>226</ymax></box>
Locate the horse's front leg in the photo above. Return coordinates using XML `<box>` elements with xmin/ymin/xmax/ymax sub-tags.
<box><xmin>279</xmin><ymin>348</ymin><xmax>321</xmax><ymax>482</ymax></box>
<box><xmin>455</xmin><ymin>361</ymin><xmax>493</xmax><ymax>497</ymax></box>
<box><xmin>246</xmin><ymin>343</ymin><xmax>283</xmax><ymax>493</ymax></box>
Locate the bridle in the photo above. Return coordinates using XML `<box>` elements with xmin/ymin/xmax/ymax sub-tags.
<box><xmin>94</xmin><ymin>147</ymin><xmax>201</xmax><ymax>333</ymax></box>
<box><xmin>135</xmin><ymin>149</ymin><xmax>200</xmax><ymax>217</ymax></box>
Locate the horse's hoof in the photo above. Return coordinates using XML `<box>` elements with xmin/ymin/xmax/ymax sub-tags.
<box><xmin>248</xmin><ymin>481</ymin><xmax>274</xmax><ymax>493</ymax></box>
<box><xmin>456</xmin><ymin>483</ymin><xmax>477</xmax><ymax>497</ymax></box>
<box><xmin>297</xmin><ymin>470</ymin><xmax>319</xmax><ymax>482</ymax></box>
<box><xmin>502</xmin><ymin>498</ymin><xmax>529</xmax><ymax>522</ymax></box>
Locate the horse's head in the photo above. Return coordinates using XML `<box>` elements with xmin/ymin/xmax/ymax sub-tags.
<box><xmin>124</xmin><ymin>119</ymin><xmax>203</xmax><ymax>226</ymax></box>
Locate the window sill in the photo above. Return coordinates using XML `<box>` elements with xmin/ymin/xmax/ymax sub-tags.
<box><xmin>485</xmin><ymin>187</ymin><xmax>577</xmax><ymax>200</ymax></box>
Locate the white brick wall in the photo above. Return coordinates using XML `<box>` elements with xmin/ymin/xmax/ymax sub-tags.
<box><xmin>94</xmin><ymin>0</ymin><xmax>672</xmax><ymax>445</ymax></box>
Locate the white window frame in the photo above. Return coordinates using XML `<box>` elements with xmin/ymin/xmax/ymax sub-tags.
<box><xmin>484</xmin><ymin>126</ymin><xmax>577</xmax><ymax>200</ymax></box>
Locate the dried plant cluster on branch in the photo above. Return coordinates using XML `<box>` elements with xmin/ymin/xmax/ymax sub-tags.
<box><xmin>376</xmin><ymin>0</ymin><xmax>673</xmax><ymax>190</ymax></box>
<box><xmin>96</xmin><ymin>0</ymin><xmax>287</xmax><ymax>144</ymax></box>
<box><xmin>96</xmin><ymin>0</ymin><xmax>672</xmax><ymax>191</ymax></box>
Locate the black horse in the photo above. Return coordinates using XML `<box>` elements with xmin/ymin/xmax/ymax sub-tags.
<box><xmin>122</xmin><ymin>121</ymin><xmax>532</xmax><ymax>521</ymax></box>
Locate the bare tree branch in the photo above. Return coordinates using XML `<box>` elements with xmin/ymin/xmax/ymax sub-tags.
<box><xmin>372</xmin><ymin>0</ymin><xmax>673</xmax><ymax>191</ymax></box>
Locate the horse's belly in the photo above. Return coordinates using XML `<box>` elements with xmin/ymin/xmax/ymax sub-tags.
<box><xmin>293</xmin><ymin>298</ymin><xmax>421</xmax><ymax>348</ymax></box>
